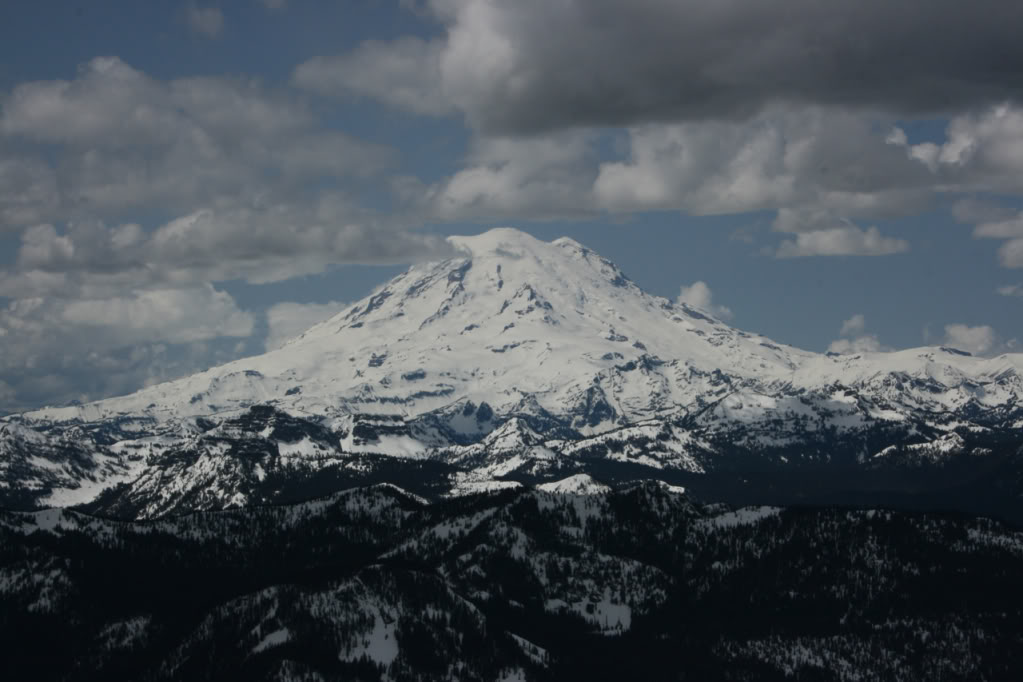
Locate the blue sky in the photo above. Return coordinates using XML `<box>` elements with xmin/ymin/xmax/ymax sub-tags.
<box><xmin>1</xmin><ymin>0</ymin><xmax>1022</xmax><ymax>412</ymax></box>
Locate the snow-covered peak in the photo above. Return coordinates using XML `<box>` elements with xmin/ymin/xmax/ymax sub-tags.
<box><xmin>448</xmin><ymin>227</ymin><xmax>549</xmax><ymax>257</ymax></box>
<box><xmin>448</xmin><ymin>228</ymin><xmax>601</xmax><ymax>266</ymax></box>
<box><xmin>13</xmin><ymin>228</ymin><xmax>1023</xmax><ymax>434</ymax></box>
<box><xmin>550</xmin><ymin>236</ymin><xmax>587</xmax><ymax>250</ymax></box>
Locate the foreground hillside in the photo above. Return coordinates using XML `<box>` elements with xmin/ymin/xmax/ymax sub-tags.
<box><xmin>2</xmin><ymin>480</ymin><xmax>1021</xmax><ymax>681</ymax></box>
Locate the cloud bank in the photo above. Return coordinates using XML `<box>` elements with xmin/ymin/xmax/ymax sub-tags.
<box><xmin>296</xmin><ymin>0</ymin><xmax>1023</xmax><ymax>133</ymax></box>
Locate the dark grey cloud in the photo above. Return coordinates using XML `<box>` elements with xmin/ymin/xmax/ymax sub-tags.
<box><xmin>294</xmin><ymin>0</ymin><xmax>1023</xmax><ymax>266</ymax></box>
<box><xmin>301</xmin><ymin>0</ymin><xmax>1023</xmax><ymax>134</ymax></box>
<box><xmin>464</xmin><ymin>0</ymin><xmax>1023</xmax><ymax>133</ymax></box>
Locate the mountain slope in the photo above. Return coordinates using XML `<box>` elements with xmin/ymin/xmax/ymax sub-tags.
<box><xmin>2</xmin><ymin>228</ymin><xmax>1022</xmax><ymax>515</ymax></box>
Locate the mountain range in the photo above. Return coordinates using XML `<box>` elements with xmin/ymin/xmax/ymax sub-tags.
<box><xmin>4</xmin><ymin>479</ymin><xmax>1022</xmax><ymax>681</ymax></box>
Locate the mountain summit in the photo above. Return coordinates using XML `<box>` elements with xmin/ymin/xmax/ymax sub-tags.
<box><xmin>21</xmin><ymin>227</ymin><xmax>812</xmax><ymax>425</ymax></box>
<box><xmin>3</xmin><ymin>228</ymin><xmax>1023</xmax><ymax>516</ymax></box>
<box><xmin>23</xmin><ymin>227</ymin><xmax>1021</xmax><ymax>426</ymax></box>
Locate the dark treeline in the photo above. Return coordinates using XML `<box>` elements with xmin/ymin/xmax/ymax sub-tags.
<box><xmin>1</xmin><ymin>483</ymin><xmax>1021</xmax><ymax>681</ymax></box>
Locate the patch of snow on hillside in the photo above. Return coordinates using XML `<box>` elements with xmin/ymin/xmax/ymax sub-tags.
<box><xmin>345</xmin><ymin>606</ymin><xmax>399</xmax><ymax>666</ymax></box>
<box><xmin>252</xmin><ymin>628</ymin><xmax>290</xmax><ymax>653</ymax></box>
<box><xmin>702</xmin><ymin>506</ymin><xmax>782</xmax><ymax>529</ymax></box>
<box><xmin>537</xmin><ymin>474</ymin><xmax>611</xmax><ymax>495</ymax></box>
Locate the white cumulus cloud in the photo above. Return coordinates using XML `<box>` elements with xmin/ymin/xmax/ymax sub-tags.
<box><xmin>828</xmin><ymin>314</ymin><xmax>890</xmax><ymax>354</ymax></box>
<box><xmin>970</xmin><ymin>212</ymin><xmax>1023</xmax><ymax>268</ymax></box>
<box><xmin>839</xmin><ymin>314</ymin><xmax>866</xmax><ymax>337</ymax></box>
<box><xmin>998</xmin><ymin>284</ymin><xmax>1023</xmax><ymax>297</ymax></box>
<box><xmin>60</xmin><ymin>285</ymin><xmax>254</xmax><ymax>344</ymax></box>
<box><xmin>776</xmin><ymin>226</ymin><xmax>909</xmax><ymax>258</ymax></box>
<box><xmin>676</xmin><ymin>281</ymin><xmax>733</xmax><ymax>321</ymax></box>
<box><xmin>940</xmin><ymin>323</ymin><xmax>1017</xmax><ymax>356</ymax></box>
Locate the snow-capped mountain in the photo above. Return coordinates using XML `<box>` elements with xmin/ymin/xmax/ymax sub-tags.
<box><xmin>2</xmin><ymin>228</ymin><xmax>1022</xmax><ymax>517</ymax></box>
